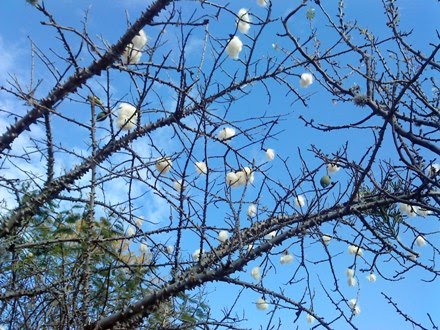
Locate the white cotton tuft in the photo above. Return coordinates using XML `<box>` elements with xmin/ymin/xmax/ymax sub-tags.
<box><xmin>117</xmin><ymin>103</ymin><xmax>137</xmax><ymax>130</ymax></box>
<box><xmin>131</xmin><ymin>29</ymin><xmax>148</xmax><ymax>49</ymax></box>
<box><xmin>346</xmin><ymin>268</ymin><xmax>355</xmax><ymax>278</ymax></box>
<box><xmin>127</xmin><ymin>226</ymin><xmax>135</xmax><ymax>236</ymax></box>
<box><xmin>257</xmin><ymin>0</ymin><xmax>269</xmax><ymax>7</ymax></box>
<box><xmin>348</xmin><ymin>299</ymin><xmax>361</xmax><ymax>315</ymax></box>
<box><xmin>227</xmin><ymin>168</ymin><xmax>254</xmax><ymax>188</ymax></box>
<box><xmin>218</xmin><ymin>127</ymin><xmax>236</xmax><ymax>141</ymax></box>
<box><xmin>295</xmin><ymin>195</ymin><xmax>306</xmax><ymax>208</ymax></box>
<box><xmin>251</xmin><ymin>266</ymin><xmax>261</xmax><ymax>281</ymax></box>
<box><xmin>322</xmin><ymin>234</ymin><xmax>332</xmax><ymax>245</ymax></box>
<box><xmin>238</xmin><ymin>21</ymin><xmax>251</xmax><ymax>34</ymax></box>
<box><xmin>135</xmin><ymin>217</ymin><xmax>143</xmax><ymax>228</ymax></box>
<box><xmin>299</xmin><ymin>72</ymin><xmax>314</xmax><ymax>88</ymax></box>
<box><xmin>353</xmin><ymin>305</ymin><xmax>361</xmax><ymax>316</ymax></box>
<box><xmin>367</xmin><ymin>273</ymin><xmax>377</xmax><ymax>282</ymax></box>
<box><xmin>192</xmin><ymin>248</ymin><xmax>203</xmax><ymax>261</ymax></box>
<box><xmin>417</xmin><ymin>208</ymin><xmax>432</xmax><ymax>217</ymax></box>
<box><xmin>256</xmin><ymin>298</ymin><xmax>269</xmax><ymax>310</ymax></box>
<box><xmin>122</xmin><ymin>29</ymin><xmax>148</xmax><ymax>64</ymax></box>
<box><xmin>327</xmin><ymin>163</ymin><xmax>340</xmax><ymax>173</ymax></box>
<box><xmin>348</xmin><ymin>299</ymin><xmax>357</xmax><ymax>309</ymax></box>
<box><xmin>225</xmin><ymin>36</ymin><xmax>243</xmax><ymax>60</ymax></box>
<box><xmin>122</xmin><ymin>45</ymin><xmax>142</xmax><ymax>64</ymax></box>
<box><xmin>226</xmin><ymin>172</ymin><xmax>240</xmax><ymax>187</ymax></box>
<box><xmin>237</xmin><ymin>9</ymin><xmax>251</xmax><ymax>34</ymax></box>
<box><xmin>348</xmin><ymin>245</ymin><xmax>363</xmax><ymax>257</ymax></box>
<box><xmin>415</xmin><ymin>235</ymin><xmax>426</xmax><ymax>247</ymax></box>
<box><xmin>218</xmin><ymin>230</ymin><xmax>229</xmax><ymax>243</ymax></box>
<box><xmin>280</xmin><ymin>253</ymin><xmax>294</xmax><ymax>265</ymax></box>
<box><xmin>265</xmin><ymin>148</ymin><xmax>275</xmax><ymax>161</ymax></box>
<box><xmin>173</xmin><ymin>179</ymin><xmax>183</xmax><ymax>192</ymax></box>
<box><xmin>247</xmin><ymin>204</ymin><xmax>257</xmax><ymax>217</ymax></box>
<box><xmin>347</xmin><ymin>276</ymin><xmax>357</xmax><ymax>287</ymax></box>
<box><xmin>399</xmin><ymin>203</ymin><xmax>418</xmax><ymax>217</ymax></box>
<box><xmin>155</xmin><ymin>157</ymin><xmax>172</xmax><ymax>175</ymax></box>
<box><xmin>264</xmin><ymin>230</ymin><xmax>277</xmax><ymax>240</ymax></box>
<box><xmin>240</xmin><ymin>167</ymin><xmax>254</xmax><ymax>185</ymax></box>
<box><xmin>195</xmin><ymin>161</ymin><xmax>208</xmax><ymax>174</ymax></box>
<box><xmin>139</xmin><ymin>242</ymin><xmax>149</xmax><ymax>254</ymax></box>
<box><xmin>166</xmin><ymin>245</ymin><xmax>174</xmax><ymax>254</ymax></box>
<box><xmin>426</xmin><ymin>163</ymin><xmax>440</xmax><ymax>177</ymax></box>
<box><xmin>408</xmin><ymin>252</ymin><xmax>418</xmax><ymax>261</ymax></box>
<box><xmin>306</xmin><ymin>314</ymin><xmax>315</xmax><ymax>324</ymax></box>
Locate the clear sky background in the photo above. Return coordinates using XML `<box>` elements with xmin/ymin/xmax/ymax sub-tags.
<box><xmin>0</xmin><ymin>1</ymin><xmax>439</xmax><ymax>329</ymax></box>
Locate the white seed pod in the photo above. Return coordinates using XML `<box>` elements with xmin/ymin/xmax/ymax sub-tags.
<box><xmin>367</xmin><ymin>273</ymin><xmax>377</xmax><ymax>282</ymax></box>
<box><xmin>264</xmin><ymin>231</ymin><xmax>277</xmax><ymax>240</ymax></box>
<box><xmin>327</xmin><ymin>163</ymin><xmax>340</xmax><ymax>173</ymax></box>
<box><xmin>127</xmin><ymin>226</ymin><xmax>135</xmax><ymax>236</ymax></box>
<box><xmin>247</xmin><ymin>204</ymin><xmax>257</xmax><ymax>217</ymax></box>
<box><xmin>192</xmin><ymin>248</ymin><xmax>203</xmax><ymax>261</ymax></box>
<box><xmin>155</xmin><ymin>157</ymin><xmax>172</xmax><ymax>175</ymax></box>
<box><xmin>256</xmin><ymin>297</ymin><xmax>269</xmax><ymax>310</ymax></box>
<box><xmin>346</xmin><ymin>268</ymin><xmax>355</xmax><ymax>278</ymax></box>
<box><xmin>353</xmin><ymin>305</ymin><xmax>361</xmax><ymax>316</ymax></box>
<box><xmin>295</xmin><ymin>195</ymin><xmax>306</xmax><ymax>208</ymax></box>
<box><xmin>135</xmin><ymin>217</ymin><xmax>143</xmax><ymax>228</ymax></box>
<box><xmin>166</xmin><ymin>245</ymin><xmax>174</xmax><ymax>254</ymax></box>
<box><xmin>237</xmin><ymin>8</ymin><xmax>251</xmax><ymax>34</ymax></box>
<box><xmin>139</xmin><ymin>242</ymin><xmax>149</xmax><ymax>254</ymax></box>
<box><xmin>195</xmin><ymin>161</ymin><xmax>208</xmax><ymax>174</ymax></box>
<box><xmin>299</xmin><ymin>72</ymin><xmax>314</xmax><ymax>88</ymax></box>
<box><xmin>415</xmin><ymin>235</ymin><xmax>426</xmax><ymax>247</ymax></box>
<box><xmin>417</xmin><ymin>208</ymin><xmax>432</xmax><ymax>217</ymax></box>
<box><xmin>322</xmin><ymin>234</ymin><xmax>332</xmax><ymax>245</ymax></box>
<box><xmin>306</xmin><ymin>314</ymin><xmax>315</xmax><ymax>324</ymax></box>
<box><xmin>117</xmin><ymin>103</ymin><xmax>137</xmax><ymax>130</ymax></box>
<box><xmin>218</xmin><ymin>127</ymin><xmax>236</xmax><ymax>141</ymax></box>
<box><xmin>426</xmin><ymin>163</ymin><xmax>440</xmax><ymax>177</ymax></box>
<box><xmin>251</xmin><ymin>266</ymin><xmax>261</xmax><ymax>281</ymax></box>
<box><xmin>348</xmin><ymin>245</ymin><xmax>363</xmax><ymax>257</ymax></box>
<box><xmin>131</xmin><ymin>29</ymin><xmax>148</xmax><ymax>49</ymax></box>
<box><xmin>280</xmin><ymin>253</ymin><xmax>294</xmax><ymax>265</ymax></box>
<box><xmin>173</xmin><ymin>179</ymin><xmax>183</xmax><ymax>192</ymax></box>
<box><xmin>238</xmin><ymin>21</ymin><xmax>251</xmax><ymax>34</ymax></box>
<box><xmin>257</xmin><ymin>0</ymin><xmax>269</xmax><ymax>7</ymax></box>
<box><xmin>399</xmin><ymin>203</ymin><xmax>418</xmax><ymax>217</ymax></box>
<box><xmin>122</xmin><ymin>44</ymin><xmax>142</xmax><ymax>64</ymax></box>
<box><xmin>347</xmin><ymin>276</ymin><xmax>357</xmax><ymax>287</ymax></box>
<box><xmin>218</xmin><ymin>230</ymin><xmax>229</xmax><ymax>243</ymax></box>
<box><xmin>242</xmin><ymin>167</ymin><xmax>255</xmax><ymax>185</ymax></box>
<box><xmin>226</xmin><ymin>172</ymin><xmax>240</xmax><ymax>187</ymax></box>
<box><xmin>265</xmin><ymin>148</ymin><xmax>275</xmax><ymax>161</ymax></box>
<box><xmin>225</xmin><ymin>36</ymin><xmax>243</xmax><ymax>60</ymax></box>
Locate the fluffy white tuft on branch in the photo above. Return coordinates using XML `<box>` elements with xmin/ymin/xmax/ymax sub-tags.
<box><xmin>218</xmin><ymin>127</ymin><xmax>236</xmax><ymax>141</ymax></box>
<box><xmin>299</xmin><ymin>72</ymin><xmax>314</xmax><ymax>88</ymax></box>
<box><xmin>195</xmin><ymin>161</ymin><xmax>208</xmax><ymax>174</ymax></box>
<box><xmin>247</xmin><ymin>204</ymin><xmax>257</xmax><ymax>217</ymax></box>
<box><xmin>155</xmin><ymin>157</ymin><xmax>172</xmax><ymax>175</ymax></box>
<box><xmin>218</xmin><ymin>230</ymin><xmax>229</xmax><ymax>242</ymax></box>
<box><xmin>265</xmin><ymin>148</ymin><xmax>275</xmax><ymax>161</ymax></box>
<box><xmin>257</xmin><ymin>0</ymin><xmax>269</xmax><ymax>7</ymax></box>
<box><xmin>237</xmin><ymin>9</ymin><xmax>251</xmax><ymax>34</ymax></box>
<box><xmin>116</xmin><ymin>103</ymin><xmax>137</xmax><ymax>130</ymax></box>
<box><xmin>225</xmin><ymin>36</ymin><xmax>243</xmax><ymax>60</ymax></box>
<box><xmin>256</xmin><ymin>298</ymin><xmax>268</xmax><ymax>310</ymax></box>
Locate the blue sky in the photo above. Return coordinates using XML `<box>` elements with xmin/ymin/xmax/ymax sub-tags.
<box><xmin>0</xmin><ymin>0</ymin><xmax>439</xmax><ymax>329</ymax></box>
